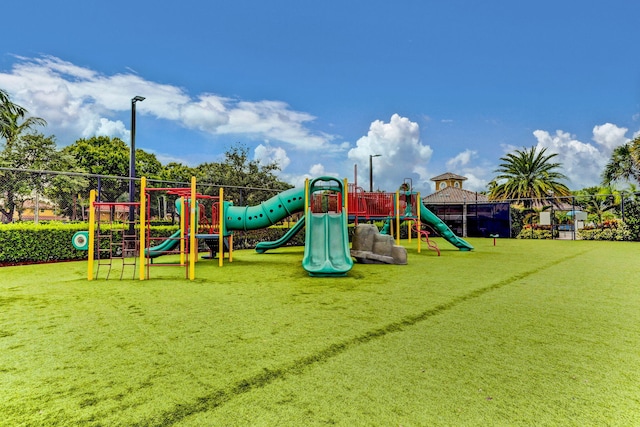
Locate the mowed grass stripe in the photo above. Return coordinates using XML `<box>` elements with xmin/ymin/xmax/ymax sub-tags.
<box><xmin>132</xmin><ymin>246</ymin><xmax>594</xmax><ymax>426</ymax></box>
<box><xmin>177</xmin><ymin>242</ymin><xmax>640</xmax><ymax>426</ymax></box>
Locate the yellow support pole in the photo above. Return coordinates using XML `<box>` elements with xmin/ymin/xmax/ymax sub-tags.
<box><xmin>139</xmin><ymin>177</ymin><xmax>147</xmax><ymax>280</ymax></box>
<box><xmin>417</xmin><ymin>192</ymin><xmax>421</xmax><ymax>254</ymax></box>
<box><xmin>87</xmin><ymin>189</ymin><xmax>96</xmax><ymax>281</ymax></box>
<box><xmin>219</xmin><ymin>187</ymin><xmax>224</xmax><ymax>267</ymax></box>
<box><xmin>395</xmin><ymin>191</ymin><xmax>400</xmax><ymax>246</ymax></box>
<box><xmin>179</xmin><ymin>197</ymin><xmax>185</xmax><ymax>266</ymax></box>
<box><xmin>305</xmin><ymin>178</ymin><xmax>309</xmax><ymax>213</ymax></box>
<box><xmin>343</xmin><ymin>178</ymin><xmax>348</xmax><ymax>212</ymax></box>
<box><xmin>189</xmin><ymin>176</ymin><xmax>196</xmax><ymax>280</ymax></box>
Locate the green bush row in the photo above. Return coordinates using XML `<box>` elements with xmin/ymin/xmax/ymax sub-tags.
<box><xmin>0</xmin><ymin>223</ymin><xmax>307</xmax><ymax>264</ymax></box>
<box><xmin>0</xmin><ymin>222</ymin><xmax>88</xmax><ymax>264</ymax></box>
<box><xmin>516</xmin><ymin>228</ymin><xmax>555</xmax><ymax>239</ymax></box>
<box><xmin>578</xmin><ymin>223</ymin><xmax>633</xmax><ymax>241</ymax></box>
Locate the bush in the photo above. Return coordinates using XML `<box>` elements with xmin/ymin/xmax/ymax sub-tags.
<box><xmin>578</xmin><ymin>222</ymin><xmax>632</xmax><ymax>241</ymax></box>
<box><xmin>621</xmin><ymin>198</ymin><xmax>640</xmax><ymax>241</ymax></box>
<box><xmin>516</xmin><ymin>228</ymin><xmax>553</xmax><ymax>239</ymax></box>
<box><xmin>0</xmin><ymin>222</ymin><xmax>88</xmax><ymax>264</ymax></box>
<box><xmin>515</xmin><ymin>224</ymin><xmax>557</xmax><ymax>239</ymax></box>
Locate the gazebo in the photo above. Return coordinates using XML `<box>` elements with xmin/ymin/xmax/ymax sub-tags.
<box><xmin>422</xmin><ymin>173</ymin><xmax>510</xmax><ymax>238</ymax></box>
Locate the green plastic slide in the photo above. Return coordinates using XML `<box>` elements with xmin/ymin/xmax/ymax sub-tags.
<box><xmin>302</xmin><ymin>211</ymin><xmax>353</xmax><ymax>276</ymax></box>
<box><xmin>419</xmin><ymin>203</ymin><xmax>474</xmax><ymax>251</ymax></box>
<box><xmin>301</xmin><ymin>177</ymin><xmax>353</xmax><ymax>276</ymax></box>
<box><xmin>255</xmin><ymin>217</ymin><xmax>306</xmax><ymax>253</ymax></box>
<box><xmin>145</xmin><ymin>230</ymin><xmax>182</xmax><ymax>258</ymax></box>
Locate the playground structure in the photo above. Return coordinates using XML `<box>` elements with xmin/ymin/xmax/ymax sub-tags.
<box><xmin>79</xmin><ymin>176</ymin><xmax>473</xmax><ymax>280</ymax></box>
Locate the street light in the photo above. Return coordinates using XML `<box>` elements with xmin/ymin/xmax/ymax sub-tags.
<box><xmin>369</xmin><ymin>154</ymin><xmax>381</xmax><ymax>192</ymax></box>
<box><xmin>129</xmin><ymin>96</ymin><xmax>145</xmax><ymax>233</ymax></box>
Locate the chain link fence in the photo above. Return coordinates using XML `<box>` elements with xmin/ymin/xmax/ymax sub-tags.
<box><xmin>425</xmin><ymin>192</ymin><xmax>640</xmax><ymax>240</ymax></box>
<box><xmin>2</xmin><ymin>167</ymin><xmax>639</xmax><ymax>241</ymax></box>
<box><xmin>0</xmin><ymin>167</ymin><xmax>285</xmax><ymax>224</ymax></box>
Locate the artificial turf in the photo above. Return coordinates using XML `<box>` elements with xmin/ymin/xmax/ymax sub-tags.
<box><xmin>0</xmin><ymin>238</ymin><xmax>639</xmax><ymax>426</ymax></box>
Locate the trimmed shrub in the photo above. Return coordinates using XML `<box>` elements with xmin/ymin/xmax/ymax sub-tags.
<box><xmin>578</xmin><ymin>222</ymin><xmax>632</xmax><ymax>241</ymax></box>
<box><xmin>515</xmin><ymin>224</ymin><xmax>558</xmax><ymax>239</ymax></box>
<box><xmin>0</xmin><ymin>222</ymin><xmax>88</xmax><ymax>264</ymax></box>
<box><xmin>516</xmin><ymin>228</ymin><xmax>553</xmax><ymax>239</ymax></box>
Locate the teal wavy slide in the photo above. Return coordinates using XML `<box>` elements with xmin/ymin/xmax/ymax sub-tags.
<box><xmin>255</xmin><ymin>217</ymin><xmax>305</xmax><ymax>253</ymax></box>
<box><xmin>146</xmin><ymin>230</ymin><xmax>182</xmax><ymax>258</ymax></box>
<box><xmin>419</xmin><ymin>203</ymin><xmax>474</xmax><ymax>251</ymax></box>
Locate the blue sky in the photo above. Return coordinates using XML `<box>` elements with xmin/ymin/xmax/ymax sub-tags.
<box><xmin>1</xmin><ymin>0</ymin><xmax>639</xmax><ymax>193</ymax></box>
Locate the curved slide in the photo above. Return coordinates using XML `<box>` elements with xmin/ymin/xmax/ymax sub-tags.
<box><xmin>146</xmin><ymin>230</ymin><xmax>182</xmax><ymax>258</ymax></box>
<box><xmin>419</xmin><ymin>203</ymin><xmax>474</xmax><ymax>251</ymax></box>
<box><xmin>255</xmin><ymin>217</ymin><xmax>305</xmax><ymax>253</ymax></box>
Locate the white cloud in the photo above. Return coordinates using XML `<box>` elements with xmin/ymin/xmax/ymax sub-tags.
<box><xmin>254</xmin><ymin>144</ymin><xmax>291</xmax><ymax>170</ymax></box>
<box><xmin>0</xmin><ymin>55</ymin><xmax>334</xmax><ymax>148</ymax></box>
<box><xmin>592</xmin><ymin>123</ymin><xmax>629</xmax><ymax>151</ymax></box>
<box><xmin>533</xmin><ymin>129</ymin><xmax>607</xmax><ymax>188</ymax></box>
<box><xmin>93</xmin><ymin>118</ymin><xmax>128</xmax><ymax>139</ymax></box>
<box><xmin>278</xmin><ymin>163</ymin><xmax>338</xmax><ymax>188</ymax></box>
<box><xmin>218</xmin><ymin>100</ymin><xmax>335</xmax><ymax>149</ymax></box>
<box><xmin>446</xmin><ymin>149</ymin><xmax>477</xmax><ymax>169</ymax></box>
<box><xmin>347</xmin><ymin>114</ymin><xmax>433</xmax><ymax>192</ymax></box>
<box><xmin>309</xmin><ymin>164</ymin><xmax>326</xmax><ymax>176</ymax></box>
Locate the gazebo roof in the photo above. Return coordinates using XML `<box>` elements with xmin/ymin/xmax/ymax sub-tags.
<box><xmin>430</xmin><ymin>172</ymin><xmax>468</xmax><ymax>182</ymax></box>
<box><xmin>422</xmin><ymin>187</ymin><xmax>489</xmax><ymax>204</ymax></box>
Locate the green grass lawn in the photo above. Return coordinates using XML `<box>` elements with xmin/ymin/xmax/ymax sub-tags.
<box><xmin>1</xmin><ymin>238</ymin><xmax>639</xmax><ymax>426</ymax></box>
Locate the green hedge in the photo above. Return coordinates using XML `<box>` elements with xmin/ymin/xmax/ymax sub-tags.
<box><xmin>0</xmin><ymin>222</ymin><xmax>89</xmax><ymax>264</ymax></box>
<box><xmin>0</xmin><ymin>223</ymin><xmax>307</xmax><ymax>264</ymax></box>
<box><xmin>578</xmin><ymin>223</ymin><xmax>632</xmax><ymax>241</ymax></box>
<box><xmin>516</xmin><ymin>228</ymin><xmax>554</xmax><ymax>239</ymax></box>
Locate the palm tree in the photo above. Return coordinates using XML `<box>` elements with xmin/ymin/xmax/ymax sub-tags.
<box><xmin>0</xmin><ymin>89</ymin><xmax>46</xmax><ymax>149</ymax></box>
<box><xmin>601</xmin><ymin>136</ymin><xmax>640</xmax><ymax>185</ymax></box>
<box><xmin>573</xmin><ymin>186</ymin><xmax>619</xmax><ymax>226</ymax></box>
<box><xmin>488</xmin><ymin>146</ymin><xmax>571</xmax><ymax>207</ymax></box>
<box><xmin>0</xmin><ymin>89</ymin><xmax>47</xmax><ymax>222</ymax></box>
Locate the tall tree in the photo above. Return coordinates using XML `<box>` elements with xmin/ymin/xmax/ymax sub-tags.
<box><xmin>196</xmin><ymin>143</ymin><xmax>292</xmax><ymax>206</ymax></box>
<box><xmin>0</xmin><ymin>133</ymin><xmax>61</xmax><ymax>222</ymax></box>
<box><xmin>488</xmin><ymin>146</ymin><xmax>571</xmax><ymax>207</ymax></box>
<box><xmin>157</xmin><ymin>162</ymin><xmax>197</xmax><ymax>184</ymax></box>
<box><xmin>0</xmin><ymin>90</ymin><xmax>49</xmax><ymax>222</ymax></box>
<box><xmin>0</xmin><ymin>89</ymin><xmax>46</xmax><ymax>149</ymax></box>
<box><xmin>573</xmin><ymin>186</ymin><xmax>619</xmax><ymax>226</ymax></box>
<box><xmin>62</xmin><ymin>136</ymin><xmax>163</xmax><ymax>202</ymax></box>
<box><xmin>601</xmin><ymin>136</ymin><xmax>640</xmax><ymax>185</ymax></box>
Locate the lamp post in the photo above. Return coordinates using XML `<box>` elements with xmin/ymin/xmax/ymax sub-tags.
<box><xmin>369</xmin><ymin>154</ymin><xmax>381</xmax><ymax>192</ymax></box>
<box><xmin>462</xmin><ymin>195</ymin><xmax>467</xmax><ymax>237</ymax></box>
<box><xmin>129</xmin><ymin>96</ymin><xmax>145</xmax><ymax>233</ymax></box>
<box><xmin>548</xmin><ymin>190</ymin><xmax>554</xmax><ymax>240</ymax></box>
